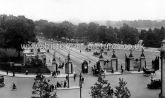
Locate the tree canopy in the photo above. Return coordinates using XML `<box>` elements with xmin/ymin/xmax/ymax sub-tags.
<box><xmin>0</xmin><ymin>15</ymin><xmax>37</xmax><ymax>57</ymax></box>
<box><xmin>35</xmin><ymin>19</ymin><xmax>165</xmax><ymax>48</ymax></box>
<box><xmin>0</xmin><ymin>14</ymin><xmax>165</xmax><ymax>50</ymax></box>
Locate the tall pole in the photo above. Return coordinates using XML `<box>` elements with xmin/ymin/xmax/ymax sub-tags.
<box><xmin>79</xmin><ymin>73</ymin><xmax>82</xmax><ymax>98</ymax></box>
<box><xmin>68</xmin><ymin>70</ymin><xmax>69</xmax><ymax>88</ymax></box>
<box><xmin>160</xmin><ymin>40</ymin><xmax>165</xmax><ymax>98</ymax></box>
<box><xmin>68</xmin><ymin>52</ymin><xmax>70</xmax><ymax>88</ymax></box>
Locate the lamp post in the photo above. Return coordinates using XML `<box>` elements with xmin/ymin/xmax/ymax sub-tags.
<box><xmin>160</xmin><ymin>40</ymin><xmax>165</xmax><ymax>98</ymax></box>
<box><xmin>79</xmin><ymin>73</ymin><xmax>82</xmax><ymax>98</ymax></box>
<box><xmin>67</xmin><ymin>52</ymin><xmax>70</xmax><ymax>88</ymax></box>
<box><xmin>68</xmin><ymin>70</ymin><xmax>69</xmax><ymax>88</ymax></box>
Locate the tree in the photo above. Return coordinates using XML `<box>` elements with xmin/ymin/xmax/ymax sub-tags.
<box><xmin>87</xmin><ymin>22</ymin><xmax>99</xmax><ymax>42</ymax></box>
<box><xmin>114</xmin><ymin>78</ymin><xmax>131</xmax><ymax>98</ymax></box>
<box><xmin>0</xmin><ymin>15</ymin><xmax>37</xmax><ymax>57</ymax></box>
<box><xmin>76</xmin><ymin>23</ymin><xmax>88</xmax><ymax>38</ymax></box>
<box><xmin>90</xmin><ymin>75</ymin><xmax>113</xmax><ymax>98</ymax></box>
<box><xmin>97</xmin><ymin>26</ymin><xmax>109</xmax><ymax>43</ymax></box>
<box><xmin>119</xmin><ymin>24</ymin><xmax>139</xmax><ymax>45</ymax></box>
<box><xmin>143</xmin><ymin>29</ymin><xmax>159</xmax><ymax>47</ymax></box>
<box><xmin>90</xmin><ymin>76</ymin><xmax>131</xmax><ymax>98</ymax></box>
<box><xmin>32</xmin><ymin>74</ymin><xmax>58</xmax><ymax>98</ymax></box>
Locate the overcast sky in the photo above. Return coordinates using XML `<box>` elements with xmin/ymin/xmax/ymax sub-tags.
<box><xmin>0</xmin><ymin>0</ymin><xmax>164</xmax><ymax>22</ymax></box>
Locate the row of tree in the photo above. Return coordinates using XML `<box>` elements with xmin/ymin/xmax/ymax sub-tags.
<box><xmin>0</xmin><ymin>14</ymin><xmax>165</xmax><ymax>56</ymax></box>
<box><xmin>105</xmin><ymin>20</ymin><xmax>165</xmax><ymax>29</ymax></box>
<box><xmin>35</xmin><ymin>20</ymin><xmax>165</xmax><ymax>48</ymax></box>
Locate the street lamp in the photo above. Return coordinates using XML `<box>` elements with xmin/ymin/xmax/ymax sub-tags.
<box><xmin>160</xmin><ymin>40</ymin><xmax>165</xmax><ymax>98</ymax></box>
<box><xmin>67</xmin><ymin>52</ymin><xmax>71</xmax><ymax>88</ymax></box>
<box><xmin>79</xmin><ymin>73</ymin><xmax>82</xmax><ymax>98</ymax></box>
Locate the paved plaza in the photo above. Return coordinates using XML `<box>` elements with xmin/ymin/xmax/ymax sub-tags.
<box><xmin>0</xmin><ymin>71</ymin><xmax>161</xmax><ymax>98</ymax></box>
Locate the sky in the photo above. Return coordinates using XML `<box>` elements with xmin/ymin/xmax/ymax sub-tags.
<box><xmin>0</xmin><ymin>0</ymin><xmax>164</xmax><ymax>22</ymax></box>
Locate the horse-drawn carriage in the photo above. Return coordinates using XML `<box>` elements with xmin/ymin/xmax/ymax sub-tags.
<box><xmin>92</xmin><ymin>66</ymin><xmax>104</xmax><ymax>76</ymax></box>
<box><xmin>143</xmin><ymin>67</ymin><xmax>155</xmax><ymax>76</ymax></box>
<box><xmin>147</xmin><ymin>78</ymin><xmax>161</xmax><ymax>89</ymax></box>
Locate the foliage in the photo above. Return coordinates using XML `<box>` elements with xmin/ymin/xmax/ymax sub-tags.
<box><xmin>90</xmin><ymin>77</ymin><xmax>131</xmax><ymax>98</ymax></box>
<box><xmin>0</xmin><ymin>15</ymin><xmax>37</xmax><ymax>57</ymax></box>
<box><xmin>32</xmin><ymin>74</ymin><xmax>58</xmax><ymax>98</ymax></box>
<box><xmin>0</xmin><ymin>14</ymin><xmax>165</xmax><ymax>49</ymax></box>
<box><xmin>35</xmin><ymin>19</ymin><xmax>165</xmax><ymax>47</ymax></box>
<box><xmin>114</xmin><ymin>78</ymin><xmax>131</xmax><ymax>98</ymax></box>
<box><xmin>90</xmin><ymin>75</ymin><xmax>113</xmax><ymax>98</ymax></box>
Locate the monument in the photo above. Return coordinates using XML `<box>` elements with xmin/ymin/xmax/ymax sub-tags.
<box><xmin>52</xmin><ymin>52</ymin><xmax>58</xmax><ymax>72</ymax></box>
<box><xmin>99</xmin><ymin>53</ymin><xmax>104</xmax><ymax>72</ymax></box>
<box><xmin>129</xmin><ymin>49</ymin><xmax>134</xmax><ymax>71</ymax></box>
<box><xmin>65</xmin><ymin>53</ymin><xmax>73</xmax><ymax>74</ymax></box>
<box><xmin>111</xmin><ymin>49</ymin><xmax>118</xmax><ymax>71</ymax></box>
<box><xmin>140</xmin><ymin>48</ymin><xmax>146</xmax><ymax>70</ymax></box>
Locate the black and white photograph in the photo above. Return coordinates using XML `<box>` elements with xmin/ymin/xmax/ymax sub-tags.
<box><xmin>0</xmin><ymin>0</ymin><xmax>164</xmax><ymax>98</ymax></box>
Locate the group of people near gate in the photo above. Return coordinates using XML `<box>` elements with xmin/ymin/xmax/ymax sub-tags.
<box><xmin>56</xmin><ymin>80</ymin><xmax>67</xmax><ymax>88</ymax></box>
<box><xmin>52</xmin><ymin>70</ymin><xmax>61</xmax><ymax>77</ymax></box>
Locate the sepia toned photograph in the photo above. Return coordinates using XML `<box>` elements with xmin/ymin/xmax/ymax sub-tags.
<box><xmin>0</xmin><ymin>0</ymin><xmax>164</xmax><ymax>98</ymax></box>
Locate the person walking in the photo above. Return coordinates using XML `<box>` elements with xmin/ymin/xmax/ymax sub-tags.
<box><xmin>13</xmin><ymin>71</ymin><xmax>15</xmax><ymax>77</ymax></box>
<box><xmin>73</xmin><ymin>73</ymin><xmax>76</xmax><ymax>82</ymax></box>
<box><xmin>121</xmin><ymin>65</ymin><xmax>123</xmax><ymax>74</ymax></box>
<box><xmin>66</xmin><ymin>75</ymin><xmax>68</xmax><ymax>81</ymax></box>
<box><xmin>81</xmin><ymin>77</ymin><xmax>84</xmax><ymax>84</ymax></box>
<box><xmin>64</xmin><ymin>81</ymin><xmax>67</xmax><ymax>88</ymax></box>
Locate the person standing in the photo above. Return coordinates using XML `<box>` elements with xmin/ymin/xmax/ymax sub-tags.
<box><xmin>13</xmin><ymin>71</ymin><xmax>15</xmax><ymax>77</ymax></box>
<box><xmin>121</xmin><ymin>65</ymin><xmax>123</xmax><ymax>74</ymax></box>
<box><xmin>25</xmin><ymin>70</ymin><xmax>28</xmax><ymax>75</ymax></box>
<box><xmin>64</xmin><ymin>81</ymin><xmax>67</xmax><ymax>88</ymax></box>
<box><xmin>73</xmin><ymin>73</ymin><xmax>76</xmax><ymax>82</ymax></box>
<box><xmin>6</xmin><ymin>69</ymin><xmax>8</xmax><ymax>75</ymax></box>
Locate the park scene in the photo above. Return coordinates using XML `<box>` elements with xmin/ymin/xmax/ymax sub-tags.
<box><xmin>0</xmin><ymin>0</ymin><xmax>165</xmax><ymax>98</ymax></box>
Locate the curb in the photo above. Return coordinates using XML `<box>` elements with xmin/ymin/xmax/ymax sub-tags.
<box><xmin>102</xmin><ymin>71</ymin><xmax>144</xmax><ymax>76</ymax></box>
<box><xmin>0</xmin><ymin>70</ymin><xmax>74</xmax><ymax>78</ymax></box>
<box><xmin>56</xmin><ymin>86</ymin><xmax>80</xmax><ymax>90</ymax></box>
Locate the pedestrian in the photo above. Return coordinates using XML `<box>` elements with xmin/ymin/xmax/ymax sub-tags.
<box><xmin>13</xmin><ymin>71</ymin><xmax>15</xmax><ymax>77</ymax></box>
<box><xmin>121</xmin><ymin>65</ymin><xmax>123</xmax><ymax>74</ymax></box>
<box><xmin>6</xmin><ymin>70</ymin><xmax>8</xmax><ymax>75</ymax></box>
<box><xmin>64</xmin><ymin>81</ymin><xmax>67</xmax><ymax>88</ymax></box>
<box><xmin>74</xmin><ymin>73</ymin><xmax>76</xmax><ymax>82</ymax></box>
<box><xmin>52</xmin><ymin>71</ymin><xmax>54</xmax><ymax>77</ymax></box>
<box><xmin>25</xmin><ymin>70</ymin><xmax>28</xmax><ymax>75</ymax></box>
<box><xmin>62</xmin><ymin>63</ymin><xmax>64</xmax><ymax>69</ymax></box>
<box><xmin>57</xmin><ymin>82</ymin><xmax>60</xmax><ymax>88</ymax></box>
<box><xmin>111</xmin><ymin>68</ymin><xmax>114</xmax><ymax>73</ymax></box>
<box><xmin>81</xmin><ymin>77</ymin><xmax>84</xmax><ymax>84</ymax></box>
<box><xmin>150</xmin><ymin>75</ymin><xmax>154</xmax><ymax>82</ymax></box>
<box><xmin>54</xmin><ymin>71</ymin><xmax>57</xmax><ymax>76</ymax></box>
<box><xmin>66</xmin><ymin>75</ymin><xmax>68</xmax><ymax>80</ymax></box>
<box><xmin>51</xmin><ymin>84</ymin><xmax>54</xmax><ymax>91</ymax></box>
